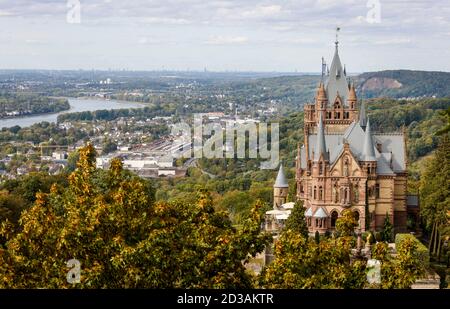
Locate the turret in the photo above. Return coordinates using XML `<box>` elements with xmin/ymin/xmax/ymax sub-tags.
<box><xmin>316</xmin><ymin>82</ymin><xmax>328</xmax><ymax>111</ymax></box>
<box><xmin>348</xmin><ymin>83</ymin><xmax>357</xmax><ymax>109</ymax></box>
<box><xmin>314</xmin><ymin>116</ymin><xmax>328</xmax><ymax>162</ymax></box>
<box><xmin>273</xmin><ymin>162</ymin><xmax>289</xmax><ymax>209</ymax></box>
<box><xmin>362</xmin><ymin>118</ymin><xmax>376</xmax><ymax>161</ymax></box>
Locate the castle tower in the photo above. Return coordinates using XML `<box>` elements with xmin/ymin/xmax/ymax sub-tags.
<box><xmin>273</xmin><ymin>163</ymin><xmax>289</xmax><ymax>209</ymax></box>
<box><xmin>293</xmin><ymin>35</ymin><xmax>409</xmax><ymax>235</ymax></box>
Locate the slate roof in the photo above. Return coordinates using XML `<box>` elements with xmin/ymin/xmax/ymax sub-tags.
<box><xmin>274</xmin><ymin>163</ymin><xmax>289</xmax><ymax>188</ymax></box>
<box><xmin>313</xmin><ymin>207</ymin><xmax>328</xmax><ymax>218</ymax></box>
<box><xmin>325</xmin><ymin>44</ymin><xmax>349</xmax><ymax>105</ymax></box>
<box><xmin>301</xmin><ymin>121</ymin><xmax>406</xmax><ymax>175</ymax></box>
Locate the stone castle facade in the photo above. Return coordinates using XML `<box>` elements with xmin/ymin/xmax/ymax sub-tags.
<box><xmin>268</xmin><ymin>41</ymin><xmax>411</xmax><ymax>235</ymax></box>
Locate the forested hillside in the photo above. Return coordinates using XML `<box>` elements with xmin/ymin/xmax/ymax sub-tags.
<box><xmin>356</xmin><ymin>70</ymin><xmax>450</xmax><ymax>99</ymax></box>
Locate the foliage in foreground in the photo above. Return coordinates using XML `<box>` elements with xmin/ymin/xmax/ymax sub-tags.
<box><xmin>0</xmin><ymin>144</ymin><xmax>271</xmax><ymax>288</ymax></box>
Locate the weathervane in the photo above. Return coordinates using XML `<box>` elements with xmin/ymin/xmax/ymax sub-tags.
<box><xmin>335</xmin><ymin>27</ymin><xmax>340</xmax><ymax>48</ymax></box>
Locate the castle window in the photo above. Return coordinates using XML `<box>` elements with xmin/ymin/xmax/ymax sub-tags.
<box><xmin>300</xmin><ymin>184</ymin><xmax>304</xmax><ymax>193</ymax></box>
<box><xmin>375</xmin><ymin>184</ymin><xmax>380</xmax><ymax>199</ymax></box>
<box><xmin>309</xmin><ymin>186</ymin><xmax>312</xmax><ymax>197</ymax></box>
<box><xmin>319</xmin><ymin>162</ymin><xmax>323</xmax><ymax>175</ymax></box>
<box><xmin>331</xmin><ymin>211</ymin><xmax>338</xmax><ymax>228</ymax></box>
<box><xmin>319</xmin><ymin>186</ymin><xmax>323</xmax><ymax>201</ymax></box>
<box><xmin>314</xmin><ymin>186</ymin><xmax>317</xmax><ymax>199</ymax></box>
<box><xmin>334</xmin><ymin>112</ymin><xmax>340</xmax><ymax>119</ymax></box>
<box><xmin>353</xmin><ymin>211</ymin><xmax>360</xmax><ymax>228</ymax></box>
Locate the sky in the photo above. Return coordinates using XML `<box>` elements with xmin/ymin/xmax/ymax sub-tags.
<box><xmin>0</xmin><ymin>0</ymin><xmax>449</xmax><ymax>72</ymax></box>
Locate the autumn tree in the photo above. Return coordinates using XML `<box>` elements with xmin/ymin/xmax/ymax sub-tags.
<box><xmin>381</xmin><ymin>213</ymin><xmax>393</xmax><ymax>242</ymax></box>
<box><xmin>420</xmin><ymin>135</ymin><xmax>450</xmax><ymax>258</ymax></box>
<box><xmin>0</xmin><ymin>144</ymin><xmax>271</xmax><ymax>288</ymax></box>
<box><xmin>260</xmin><ymin>230</ymin><xmax>366</xmax><ymax>288</ymax></box>
<box><xmin>370</xmin><ymin>238</ymin><xmax>426</xmax><ymax>288</ymax></box>
<box><xmin>336</xmin><ymin>209</ymin><xmax>358</xmax><ymax>237</ymax></box>
<box><xmin>283</xmin><ymin>200</ymin><xmax>308</xmax><ymax>238</ymax></box>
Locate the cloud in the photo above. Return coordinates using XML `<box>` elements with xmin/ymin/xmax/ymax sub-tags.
<box><xmin>240</xmin><ymin>5</ymin><xmax>282</xmax><ymax>18</ymax></box>
<box><xmin>25</xmin><ymin>39</ymin><xmax>48</xmax><ymax>45</ymax></box>
<box><xmin>373</xmin><ymin>38</ymin><xmax>413</xmax><ymax>45</ymax></box>
<box><xmin>206</xmin><ymin>35</ymin><xmax>249</xmax><ymax>45</ymax></box>
<box><xmin>0</xmin><ymin>10</ymin><xmax>14</xmax><ymax>17</ymax></box>
<box><xmin>141</xmin><ymin>17</ymin><xmax>191</xmax><ymax>25</ymax></box>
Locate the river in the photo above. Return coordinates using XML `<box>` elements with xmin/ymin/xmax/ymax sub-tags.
<box><xmin>0</xmin><ymin>98</ymin><xmax>145</xmax><ymax>129</ymax></box>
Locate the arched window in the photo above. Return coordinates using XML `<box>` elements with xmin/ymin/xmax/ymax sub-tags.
<box><xmin>319</xmin><ymin>162</ymin><xmax>323</xmax><ymax>175</ymax></box>
<box><xmin>331</xmin><ymin>211</ymin><xmax>339</xmax><ymax>228</ymax></box>
<box><xmin>353</xmin><ymin>211</ymin><xmax>360</xmax><ymax>228</ymax></box>
<box><xmin>319</xmin><ymin>186</ymin><xmax>323</xmax><ymax>201</ymax></box>
<box><xmin>313</xmin><ymin>186</ymin><xmax>317</xmax><ymax>199</ymax></box>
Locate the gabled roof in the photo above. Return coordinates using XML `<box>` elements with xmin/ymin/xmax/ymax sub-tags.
<box><xmin>303</xmin><ymin>121</ymin><xmax>405</xmax><ymax>175</ymax></box>
<box><xmin>313</xmin><ymin>207</ymin><xmax>328</xmax><ymax>218</ymax></box>
<box><xmin>305</xmin><ymin>207</ymin><xmax>313</xmax><ymax>217</ymax></box>
<box><xmin>325</xmin><ymin>44</ymin><xmax>349</xmax><ymax>105</ymax></box>
<box><xmin>274</xmin><ymin>163</ymin><xmax>289</xmax><ymax>188</ymax></box>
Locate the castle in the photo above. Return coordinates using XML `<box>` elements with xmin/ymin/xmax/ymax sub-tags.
<box><xmin>266</xmin><ymin>40</ymin><xmax>415</xmax><ymax>235</ymax></box>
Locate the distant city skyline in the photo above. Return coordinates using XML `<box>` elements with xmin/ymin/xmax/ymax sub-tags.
<box><xmin>0</xmin><ymin>0</ymin><xmax>449</xmax><ymax>72</ymax></box>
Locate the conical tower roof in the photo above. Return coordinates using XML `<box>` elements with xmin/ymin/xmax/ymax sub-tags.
<box><xmin>325</xmin><ymin>42</ymin><xmax>349</xmax><ymax>104</ymax></box>
<box><xmin>362</xmin><ymin>118</ymin><xmax>376</xmax><ymax>161</ymax></box>
<box><xmin>348</xmin><ymin>83</ymin><xmax>357</xmax><ymax>101</ymax></box>
<box><xmin>274</xmin><ymin>163</ymin><xmax>289</xmax><ymax>188</ymax></box>
<box><xmin>317</xmin><ymin>82</ymin><xmax>327</xmax><ymax>100</ymax></box>
<box><xmin>314</xmin><ymin>116</ymin><xmax>328</xmax><ymax>161</ymax></box>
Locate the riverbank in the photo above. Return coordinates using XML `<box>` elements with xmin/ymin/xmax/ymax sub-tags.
<box><xmin>0</xmin><ymin>97</ymin><xmax>145</xmax><ymax>129</ymax></box>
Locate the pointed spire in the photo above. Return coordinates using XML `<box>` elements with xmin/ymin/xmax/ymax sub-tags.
<box><xmin>348</xmin><ymin>83</ymin><xmax>357</xmax><ymax>101</ymax></box>
<box><xmin>326</xmin><ymin>33</ymin><xmax>349</xmax><ymax>105</ymax></box>
<box><xmin>359</xmin><ymin>99</ymin><xmax>367</xmax><ymax>129</ymax></box>
<box><xmin>317</xmin><ymin>82</ymin><xmax>327</xmax><ymax>100</ymax></box>
<box><xmin>274</xmin><ymin>162</ymin><xmax>289</xmax><ymax>188</ymax></box>
<box><xmin>314</xmin><ymin>116</ymin><xmax>328</xmax><ymax>161</ymax></box>
<box><xmin>362</xmin><ymin>118</ymin><xmax>376</xmax><ymax>161</ymax></box>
